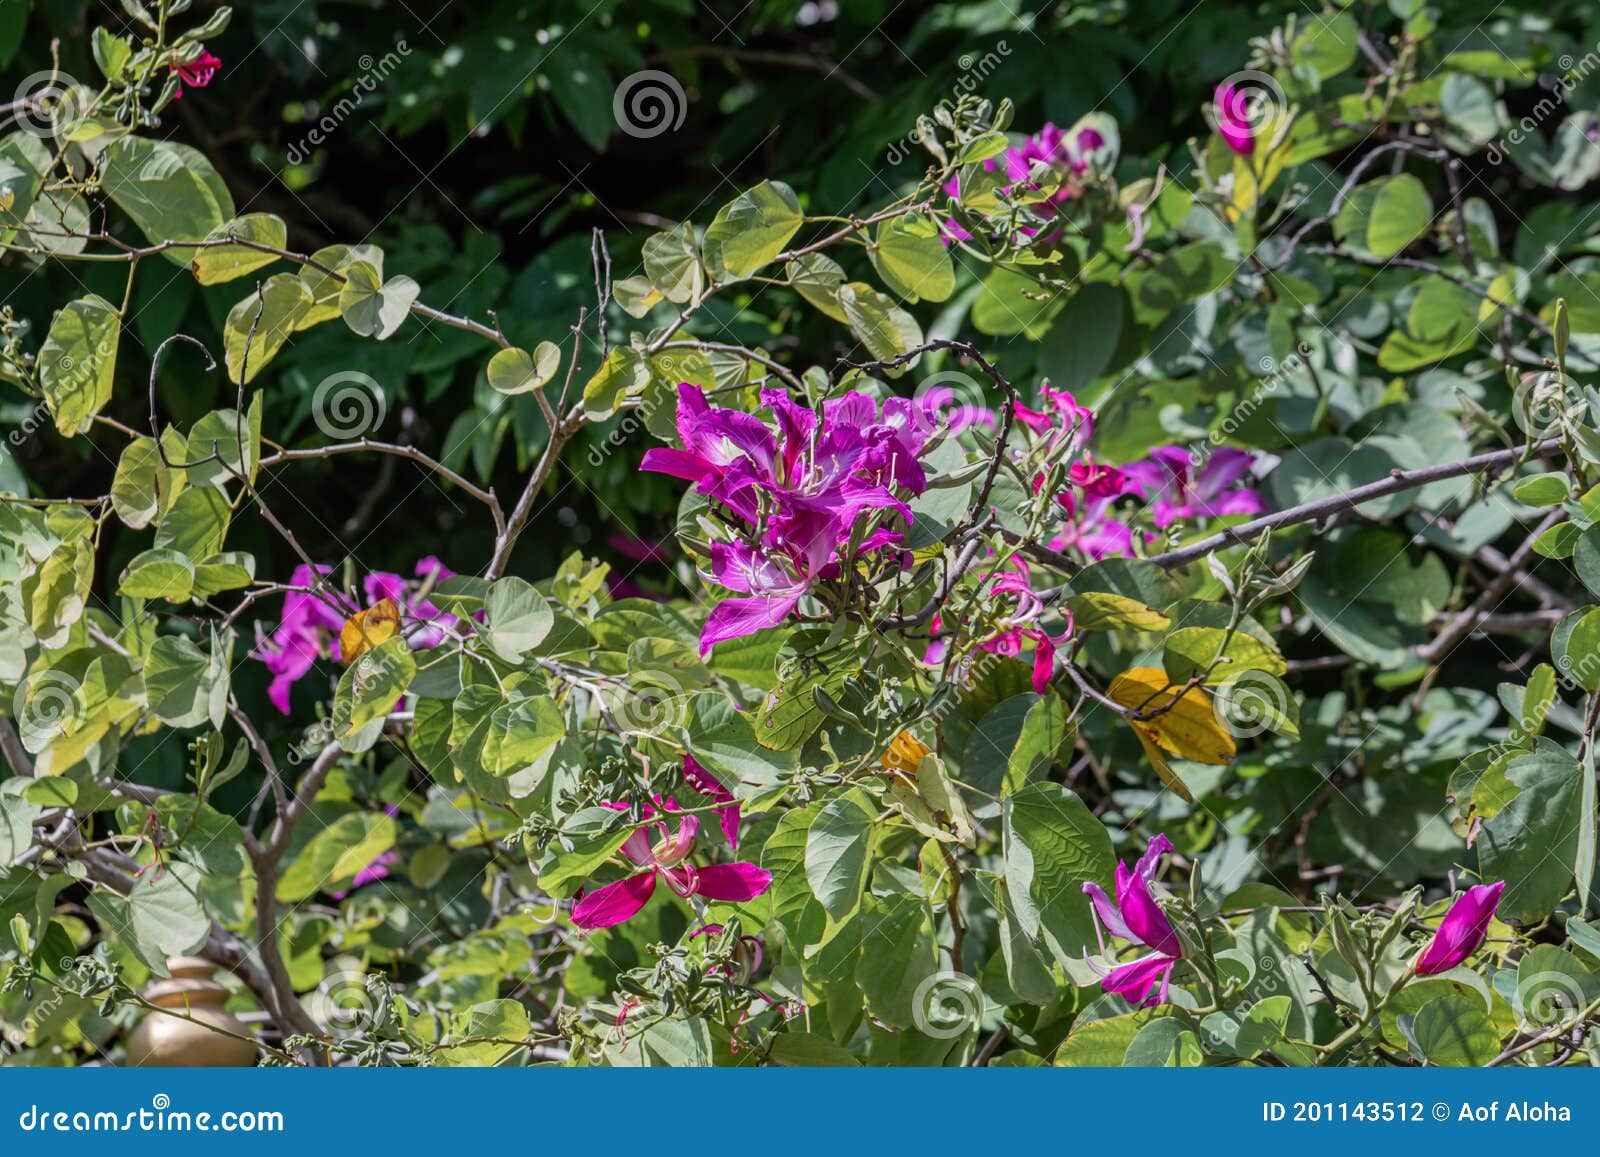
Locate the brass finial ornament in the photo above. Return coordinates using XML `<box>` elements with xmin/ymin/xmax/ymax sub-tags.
<box><xmin>124</xmin><ymin>956</ymin><xmax>259</xmax><ymax>1067</ymax></box>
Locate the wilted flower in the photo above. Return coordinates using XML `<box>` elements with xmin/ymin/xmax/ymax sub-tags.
<box><xmin>1082</xmin><ymin>834</ymin><xmax>1182</xmax><ymax>1007</ymax></box>
<box><xmin>1415</xmin><ymin>881</ymin><xmax>1504</xmax><ymax>975</ymax></box>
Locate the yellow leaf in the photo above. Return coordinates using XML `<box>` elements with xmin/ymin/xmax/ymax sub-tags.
<box><xmin>339</xmin><ymin>598</ymin><xmax>402</xmax><ymax>666</ymax></box>
<box><xmin>1107</xmin><ymin>665</ymin><xmax>1236</xmax><ymax>773</ymax></box>
<box><xmin>1133</xmin><ymin>732</ymin><xmax>1195</xmax><ymax>804</ymax></box>
<box><xmin>879</xmin><ymin>731</ymin><xmax>932</xmax><ymax>783</ymax></box>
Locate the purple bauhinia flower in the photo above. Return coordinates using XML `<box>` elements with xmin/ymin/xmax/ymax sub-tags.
<box><xmin>644</xmin><ymin>384</ymin><xmax>937</xmax><ymax>657</ymax></box>
<box><xmin>1213</xmin><ymin>82</ymin><xmax>1255</xmax><ymax>156</ymax></box>
<box><xmin>1082</xmin><ymin>834</ymin><xmax>1183</xmax><ymax>1007</ymax></box>
<box><xmin>570</xmin><ymin>811</ymin><xmax>772</xmax><ymax>930</ymax></box>
<box><xmin>1120</xmin><ymin>446</ymin><xmax>1265</xmax><ymax>529</ymax></box>
<box><xmin>252</xmin><ymin>558</ymin><xmax>461</xmax><ymax>713</ymax></box>
<box><xmin>1415</xmin><ymin>881</ymin><xmax>1504</xmax><ymax>975</ymax></box>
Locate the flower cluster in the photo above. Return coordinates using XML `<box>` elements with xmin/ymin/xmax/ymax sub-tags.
<box><xmin>252</xmin><ymin>556</ymin><xmax>458</xmax><ymax>714</ymax></box>
<box><xmin>1051</xmin><ymin>444</ymin><xmax>1265</xmax><ymax>563</ymax></box>
<box><xmin>941</xmin><ymin>121</ymin><xmax>1111</xmax><ymax>245</ymax></box>
<box><xmin>643</xmin><ymin>384</ymin><xmax>938</xmax><ymax>657</ymax></box>
<box><xmin>572</xmin><ymin>760</ymin><xmax>769</xmax><ymax>930</ymax></box>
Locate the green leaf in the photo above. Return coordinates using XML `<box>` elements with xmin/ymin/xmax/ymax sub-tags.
<box><xmin>1478</xmin><ymin>743</ymin><xmax>1585</xmax><ymax>923</ymax></box>
<box><xmin>853</xmin><ymin>894</ymin><xmax>938</xmax><ymax>1029</ymax></box>
<box><xmin>153</xmin><ymin>484</ymin><xmax>231</xmax><ymax>559</ymax></box>
<box><xmin>1002</xmin><ymin>782</ymin><xmax>1112</xmax><ymax>952</ymax></box>
<box><xmin>0</xmin><ymin>782</ymin><xmax>44</xmax><ymax>867</ymax></box>
<box><xmin>337</xmin><ymin>636</ymin><xmax>416</xmax><ymax>736</ymax></box>
<box><xmin>484</xmin><ymin>576</ymin><xmax>554</xmax><ymax>662</ymax></box>
<box><xmin>643</xmin><ymin>223</ymin><xmax>703</xmax><ymax>304</ymax></box>
<box><xmin>544</xmin><ymin>49</ymin><xmax>613</xmax><ymax>151</ymax></box>
<box><xmin>761</xmin><ymin>802</ymin><xmax>827</xmax><ymax>947</ymax></box>
<box><xmin>787</xmin><ymin>252</ymin><xmax>849</xmax><ymax>323</ymax></box>
<box><xmin>838</xmin><ymin>282</ymin><xmax>922</xmax><ymax>366</ymax></box>
<box><xmin>223</xmin><ymin>273</ymin><xmax>312</xmax><ymax>384</ymax></box>
<box><xmin>767</xmin><ymin>1031</ymin><xmax>861</xmax><ymax>1066</ymax></box>
<box><xmin>804</xmin><ymin>790</ymin><xmax>875</xmax><ymax>920</ymax></box>
<box><xmin>703</xmin><ymin>180</ymin><xmax>804</xmax><ymax>278</ymax></box>
<box><xmin>118</xmin><ymin>548</ymin><xmax>195</xmax><ymax>601</ymax></box>
<box><xmin>1335</xmin><ymin>174</ymin><xmax>1432</xmax><ymax>259</ymax></box>
<box><xmin>538</xmin><ymin>827</ymin><xmax>633</xmax><ymax>898</ymax></box>
<box><xmin>1055</xmin><ymin>1009</ymin><xmax>1157</xmax><ymax>1066</ymax></box>
<box><xmin>1553</xmin><ymin>608</ymin><xmax>1600</xmax><ymax>692</ymax></box>
<box><xmin>1130</xmin><ymin>243</ymin><xmax>1231</xmax><ymax>317</ymax></box>
<box><xmin>184</xmin><ymin>396</ymin><xmax>264</xmax><ymax>489</ymax></box>
<box><xmin>581</xmin><ymin>346</ymin><xmax>651</xmax><ymax>420</ymax></box>
<box><xmin>1574</xmin><ymin>525</ymin><xmax>1600</xmax><ymax>597</ymax></box>
<box><xmin>339</xmin><ymin>261</ymin><xmax>420</xmax><ymax>339</ymax></box>
<box><xmin>1513</xmin><ymin>473</ymin><xmax>1570</xmax><ymax>506</ymax></box>
<box><xmin>110</xmin><ymin>435</ymin><xmax>178</xmax><ymax>528</ymax></box>
<box><xmin>101</xmin><ymin>137</ymin><xmax>234</xmax><ymax>263</ymax></box>
<box><xmin>1162</xmin><ymin>626</ymin><xmax>1287</xmax><ymax>686</ymax></box>
<box><xmin>1066</xmin><ymin>591</ymin><xmax>1170</xmax><ymax>632</ymax></box>
<box><xmin>144</xmin><ymin>633</ymin><xmax>229</xmax><ymax>730</ymax></box>
<box><xmin>1291</xmin><ymin>11</ymin><xmax>1360</xmax><ymax>80</ymax></box>
<box><xmin>1038</xmin><ymin>283</ymin><xmax>1126</xmax><ymax>395</ymax></box>
<box><xmin>191</xmin><ymin>213</ymin><xmax>287</xmax><ymax>284</ymax></box>
<box><xmin>872</xmin><ymin>211</ymin><xmax>955</xmax><ymax>303</ymax></box>
<box><xmin>486</xmin><ymin>342</ymin><xmax>561</xmax><ymax>395</ymax></box>
<box><xmin>972</xmin><ymin>266</ymin><xmax>1058</xmax><ymax>336</ymax></box>
<box><xmin>277</xmin><ymin>811</ymin><xmax>398</xmax><ymax>901</ymax></box>
<box><xmin>38</xmin><ymin>294</ymin><xmax>120</xmax><ymax>436</ymax></box>
<box><xmin>1408</xmin><ymin>993</ymin><xmax>1498</xmax><ymax>1065</ymax></box>
<box><xmin>1441</xmin><ymin>74</ymin><xmax>1500</xmax><ymax>145</ymax></box>
<box><xmin>192</xmin><ymin>551</ymin><xmax>256</xmax><ymax>599</ymax></box>
<box><xmin>298</xmin><ymin>243</ymin><xmax>383</xmax><ymax>328</ymax></box>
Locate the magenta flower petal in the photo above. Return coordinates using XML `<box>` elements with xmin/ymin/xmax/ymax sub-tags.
<box><xmin>1214</xmin><ymin>82</ymin><xmax>1255</xmax><ymax>155</ymax></box>
<box><xmin>699</xmin><ymin>591</ymin><xmax>804</xmax><ymax>658</ymax></box>
<box><xmin>694</xmin><ymin>862</ymin><xmax>773</xmax><ymax>903</ymax></box>
<box><xmin>1083</xmin><ymin>881</ymin><xmax>1135</xmax><ymax>944</ymax></box>
<box><xmin>1114</xmin><ymin>860</ymin><xmax>1182</xmax><ymax>957</ymax></box>
<box><xmin>641</xmin><ymin>446</ymin><xmax>717</xmax><ymax>483</ymax></box>
<box><xmin>1101</xmin><ymin>953</ymin><xmax>1178</xmax><ymax>1007</ymax></box>
<box><xmin>571</xmin><ymin>871</ymin><xmax>658</xmax><ymax>929</ymax></box>
<box><xmin>1415</xmin><ymin>881</ymin><xmax>1504</xmax><ymax>975</ymax></box>
<box><xmin>683</xmin><ymin>756</ymin><xmax>741</xmax><ymax>849</ymax></box>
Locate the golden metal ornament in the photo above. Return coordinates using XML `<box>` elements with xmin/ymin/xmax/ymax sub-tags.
<box><xmin>124</xmin><ymin>956</ymin><xmax>259</xmax><ymax>1067</ymax></box>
